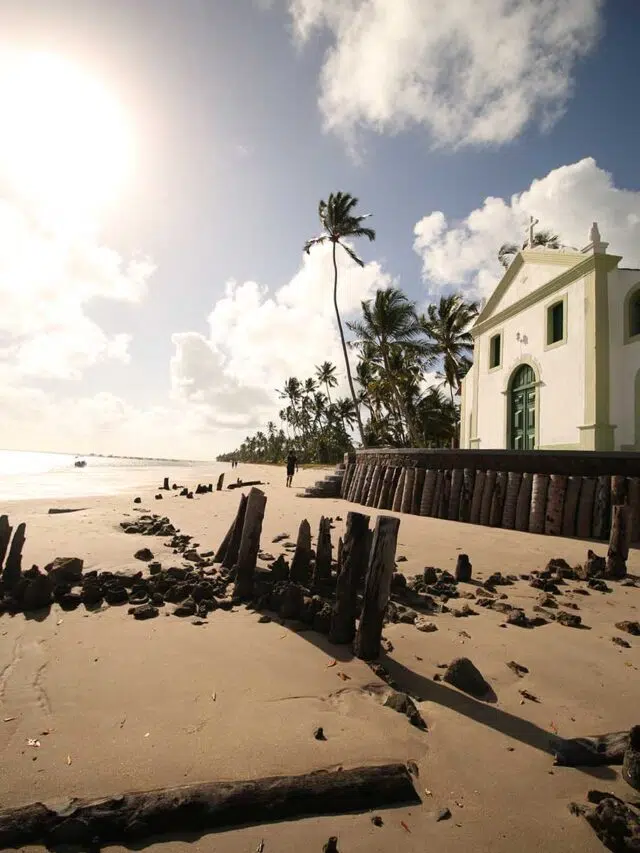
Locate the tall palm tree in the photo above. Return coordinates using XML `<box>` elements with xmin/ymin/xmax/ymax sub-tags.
<box><xmin>348</xmin><ymin>287</ymin><xmax>424</xmax><ymax>445</ymax></box>
<box><xmin>498</xmin><ymin>229</ymin><xmax>561</xmax><ymax>269</ymax></box>
<box><xmin>315</xmin><ymin>361</ymin><xmax>338</xmax><ymax>404</ymax></box>
<box><xmin>420</xmin><ymin>295</ymin><xmax>479</xmax><ymax>404</ymax></box>
<box><xmin>304</xmin><ymin>192</ymin><xmax>375</xmax><ymax>447</ymax></box>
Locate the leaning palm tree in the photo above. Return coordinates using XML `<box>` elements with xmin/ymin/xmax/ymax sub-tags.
<box><xmin>304</xmin><ymin>192</ymin><xmax>375</xmax><ymax>447</ymax></box>
<box><xmin>315</xmin><ymin>361</ymin><xmax>338</xmax><ymax>404</ymax></box>
<box><xmin>498</xmin><ymin>229</ymin><xmax>561</xmax><ymax>269</ymax></box>
<box><xmin>420</xmin><ymin>295</ymin><xmax>479</xmax><ymax>404</ymax></box>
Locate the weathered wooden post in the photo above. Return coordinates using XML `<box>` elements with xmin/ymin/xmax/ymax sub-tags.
<box><xmin>455</xmin><ymin>553</ymin><xmax>472</xmax><ymax>582</ymax></box>
<box><xmin>0</xmin><ymin>514</ymin><xmax>12</xmax><ymax>572</ymax></box>
<box><xmin>611</xmin><ymin>474</ymin><xmax>628</xmax><ymax>507</ymax></box>
<box><xmin>340</xmin><ymin>463</ymin><xmax>355</xmax><ymax>498</ymax></box>
<box><xmin>419</xmin><ymin>469</ymin><xmax>437</xmax><ymax>516</ymax></box>
<box><xmin>606</xmin><ymin>504</ymin><xmax>631</xmax><ymax>579</ymax></box>
<box><xmin>561</xmin><ymin>475</ymin><xmax>582</xmax><ymax>537</ymax></box>
<box><xmin>162</xmin><ymin>476</ymin><xmax>170</xmax><ymax>490</ymax></box>
<box><xmin>372</xmin><ymin>467</ymin><xmax>386</xmax><ymax>508</ymax></box>
<box><xmin>377</xmin><ymin>466</ymin><xmax>395</xmax><ymax>510</ymax></box>
<box><xmin>479</xmin><ymin>470</ymin><xmax>497</xmax><ymax>526</ymax></box>
<box><xmin>290</xmin><ymin>519</ymin><xmax>312</xmax><ymax>584</ymax></box>
<box><xmin>514</xmin><ymin>472</ymin><xmax>533</xmax><ymax>531</ymax></box>
<box><xmin>412</xmin><ymin>468</ymin><xmax>425</xmax><ymax>515</ymax></box>
<box><xmin>489</xmin><ymin>471</ymin><xmax>508</xmax><ymax>527</ymax></box>
<box><xmin>458</xmin><ymin>468</ymin><xmax>476</xmax><ymax>523</ymax></box>
<box><xmin>576</xmin><ymin>476</ymin><xmax>596</xmax><ymax>538</ymax></box>
<box><xmin>330</xmin><ymin>512</ymin><xmax>370</xmax><ymax>644</ymax></box>
<box><xmin>233</xmin><ymin>488</ymin><xmax>267</xmax><ymax>599</ymax></box>
<box><xmin>366</xmin><ymin>465</ymin><xmax>382</xmax><ymax>507</ymax></box>
<box><xmin>354</xmin><ymin>515</ymin><xmax>400</xmax><ymax>661</ymax></box>
<box><xmin>448</xmin><ymin>469</ymin><xmax>464</xmax><ymax>521</ymax></box>
<box><xmin>501</xmin><ymin>471</ymin><xmax>522</xmax><ymax>529</ymax></box>
<box><xmin>469</xmin><ymin>470</ymin><xmax>485</xmax><ymax>524</ymax></box>
<box><xmin>431</xmin><ymin>470</ymin><xmax>444</xmax><ymax>517</ymax></box>
<box><xmin>528</xmin><ymin>473</ymin><xmax>549</xmax><ymax>535</ymax></box>
<box><xmin>216</xmin><ymin>473</ymin><xmax>225</xmax><ymax>492</ymax></box>
<box><xmin>391</xmin><ymin>469</ymin><xmax>406</xmax><ymax>513</ymax></box>
<box><xmin>221</xmin><ymin>494</ymin><xmax>248</xmax><ymax>568</ymax></box>
<box><xmin>544</xmin><ymin>474</ymin><xmax>567</xmax><ymax>536</ymax></box>
<box><xmin>313</xmin><ymin>517</ymin><xmax>333</xmax><ymax>585</ymax></box>
<box><xmin>3</xmin><ymin>522</ymin><xmax>25</xmax><ymax>589</ymax></box>
<box><xmin>401</xmin><ymin>467</ymin><xmax>415</xmax><ymax>514</ymax></box>
<box><xmin>592</xmin><ymin>474</ymin><xmax>611</xmax><ymax>540</ymax></box>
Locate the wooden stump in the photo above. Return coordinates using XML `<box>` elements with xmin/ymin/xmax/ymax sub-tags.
<box><xmin>3</xmin><ymin>522</ymin><xmax>26</xmax><ymax>589</ymax></box>
<box><xmin>576</xmin><ymin>476</ymin><xmax>596</xmax><ymax>539</ymax></box>
<box><xmin>592</xmin><ymin>474</ymin><xmax>611</xmax><ymax>540</ymax></box>
<box><xmin>455</xmin><ymin>553</ymin><xmax>472</xmax><ymax>582</ymax></box>
<box><xmin>0</xmin><ymin>514</ymin><xmax>12</xmax><ymax>572</ymax></box>
<box><xmin>489</xmin><ymin>471</ymin><xmax>508</xmax><ymax>527</ymax></box>
<box><xmin>501</xmin><ymin>472</ymin><xmax>522</xmax><ymax>529</ymax></box>
<box><xmin>469</xmin><ymin>470</ymin><xmax>485</xmax><ymax>525</ymax></box>
<box><xmin>221</xmin><ymin>495</ymin><xmax>248</xmax><ymax>568</ymax></box>
<box><xmin>401</xmin><ymin>468</ymin><xmax>415</xmax><ymax>514</ymax></box>
<box><xmin>233</xmin><ymin>488</ymin><xmax>267</xmax><ymax>599</ymax></box>
<box><xmin>365</xmin><ymin>465</ymin><xmax>382</xmax><ymax>507</ymax></box>
<box><xmin>313</xmin><ymin>517</ymin><xmax>333</xmax><ymax>585</ymax></box>
<box><xmin>345</xmin><ymin>464</ymin><xmax>361</xmax><ymax>501</ymax></box>
<box><xmin>430</xmin><ymin>471</ymin><xmax>444</xmax><ymax>518</ymax></box>
<box><xmin>330</xmin><ymin>512</ymin><xmax>371</xmax><ymax>644</ymax></box>
<box><xmin>479</xmin><ymin>470</ymin><xmax>496</xmax><ymax>526</ymax></box>
<box><xmin>514</xmin><ymin>472</ymin><xmax>533</xmax><ymax>531</ymax></box>
<box><xmin>448</xmin><ymin>469</ymin><xmax>464</xmax><ymax>521</ymax></box>
<box><xmin>389</xmin><ymin>468</ymin><xmax>402</xmax><ymax>508</ymax></box>
<box><xmin>606</xmin><ymin>505</ymin><xmax>631</xmax><ymax>579</ymax></box>
<box><xmin>377</xmin><ymin>467</ymin><xmax>395</xmax><ymax>510</ymax></box>
<box><xmin>544</xmin><ymin>474</ymin><xmax>568</xmax><ymax>536</ymax></box>
<box><xmin>438</xmin><ymin>469</ymin><xmax>452</xmax><ymax>519</ymax></box>
<box><xmin>458</xmin><ymin>468</ymin><xmax>476</xmax><ymax>523</ymax></box>
<box><xmin>162</xmin><ymin>476</ymin><xmax>170</xmax><ymax>490</ymax></box>
<box><xmin>611</xmin><ymin>475</ymin><xmax>628</xmax><ymax>507</ymax></box>
<box><xmin>354</xmin><ymin>516</ymin><xmax>400</xmax><ymax>661</ymax></box>
<box><xmin>419</xmin><ymin>469</ymin><xmax>437</xmax><ymax>516</ymax></box>
<box><xmin>372</xmin><ymin>466</ymin><xmax>386</xmax><ymax>508</ymax></box>
<box><xmin>356</xmin><ymin>466</ymin><xmax>373</xmax><ymax>505</ymax></box>
<box><xmin>412</xmin><ymin>468</ymin><xmax>425</xmax><ymax>515</ymax></box>
<box><xmin>340</xmin><ymin>464</ymin><xmax>355</xmax><ymax>499</ymax></box>
<box><xmin>528</xmin><ymin>473</ymin><xmax>549</xmax><ymax>535</ymax></box>
<box><xmin>391</xmin><ymin>469</ymin><xmax>406</xmax><ymax>513</ymax></box>
<box><xmin>629</xmin><ymin>477</ymin><xmax>640</xmax><ymax>544</ymax></box>
<box><xmin>561</xmin><ymin>475</ymin><xmax>582</xmax><ymax>538</ymax></box>
<box><xmin>290</xmin><ymin>519</ymin><xmax>312</xmax><ymax>585</ymax></box>
<box><xmin>216</xmin><ymin>473</ymin><xmax>225</xmax><ymax>492</ymax></box>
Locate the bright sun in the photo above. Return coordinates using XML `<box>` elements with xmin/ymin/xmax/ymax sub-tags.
<box><xmin>0</xmin><ymin>50</ymin><xmax>132</xmax><ymax>222</ymax></box>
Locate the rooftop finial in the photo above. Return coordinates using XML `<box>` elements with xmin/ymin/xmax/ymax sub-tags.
<box><xmin>590</xmin><ymin>222</ymin><xmax>601</xmax><ymax>244</ymax></box>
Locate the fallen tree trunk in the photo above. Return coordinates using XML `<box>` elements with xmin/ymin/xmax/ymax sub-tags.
<box><xmin>0</xmin><ymin>763</ymin><xmax>419</xmax><ymax>849</ymax></box>
<box><xmin>227</xmin><ymin>480</ymin><xmax>263</xmax><ymax>490</ymax></box>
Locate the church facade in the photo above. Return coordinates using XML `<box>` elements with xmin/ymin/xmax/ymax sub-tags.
<box><xmin>460</xmin><ymin>224</ymin><xmax>640</xmax><ymax>452</ymax></box>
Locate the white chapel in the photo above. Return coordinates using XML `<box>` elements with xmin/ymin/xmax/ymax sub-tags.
<box><xmin>460</xmin><ymin>222</ymin><xmax>640</xmax><ymax>452</ymax></box>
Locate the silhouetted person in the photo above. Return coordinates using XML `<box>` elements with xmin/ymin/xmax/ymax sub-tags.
<box><xmin>286</xmin><ymin>451</ymin><xmax>297</xmax><ymax>487</ymax></box>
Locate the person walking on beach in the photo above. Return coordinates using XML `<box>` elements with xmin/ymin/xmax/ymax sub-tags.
<box><xmin>286</xmin><ymin>450</ymin><xmax>297</xmax><ymax>487</ymax></box>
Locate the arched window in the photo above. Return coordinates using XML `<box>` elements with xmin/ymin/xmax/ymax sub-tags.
<box><xmin>630</xmin><ymin>291</ymin><xmax>640</xmax><ymax>339</ymax></box>
<box><xmin>509</xmin><ymin>364</ymin><xmax>537</xmax><ymax>450</ymax></box>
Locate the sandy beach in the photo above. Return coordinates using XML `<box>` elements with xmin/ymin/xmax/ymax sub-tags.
<box><xmin>1</xmin><ymin>461</ymin><xmax>639</xmax><ymax>852</ymax></box>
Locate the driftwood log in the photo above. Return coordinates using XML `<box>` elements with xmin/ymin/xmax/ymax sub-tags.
<box><xmin>0</xmin><ymin>764</ymin><xmax>419</xmax><ymax>850</ymax></box>
<box><xmin>290</xmin><ymin>520</ymin><xmax>312</xmax><ymax>585</ymax></box>
<box><xmin>606</xmin><ymin>504</ymin><xmax>631</xmax><ymax>579</ymax></box>
<box><xmin>221</xmin><ymin>495</ymin><xmax>248</xmax><ymax>569</ymax></box>
<box><xmin>233</xmin><ymin>487</ymin><xmax>267</xmax><ymax>599</ymax></box>
<box><xmin>576</xmin><ymin>476</ymin><xmax>596</xmax><ymax>539</ymax></box>
<box><xmin>354</xmin><ymin>515</ymin><xmax>400</xmax><ymax>661</ymax></box>
<box><xmin>330</xmin><ymin>512</ymin><xmax>371</xmax><ymax>644</ymax></box>
<box><xmin>227</xmin><ymin>480</ymin><xmax>263</xmax><ymax>491</ymax></box>
<box><xmin>469</xmin><ymin>470</ymin><xmax>485</xmax><ymax>525</ymax></box>
<box><xmin>419</xmin><ymin>469</ymin><xmax>437</xmax><ymax>517</ymax></box>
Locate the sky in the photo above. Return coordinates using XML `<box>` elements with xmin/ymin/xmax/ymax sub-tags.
<box><xmin>0</xmin><ymin>0</ymin><xmax>639</xmax><ymax>459</ymax></box>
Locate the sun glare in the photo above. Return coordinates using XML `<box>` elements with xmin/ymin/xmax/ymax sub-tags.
<box><xmin>0</xmin><ymin>50</ymin><xmax>132</xmax><ymax>223</ymax></box>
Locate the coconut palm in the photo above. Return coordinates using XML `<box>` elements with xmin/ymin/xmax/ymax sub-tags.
<box><xmin>315</xmin><ymin>361</ymin><xmax>338</xmax><ymax>404</ymax></box>
<box><xmin>498</xmin><ymin>229</ymin><xmax>561</xmax><ymax>269</ymax></box>
<box><xmin>347</xmin><ymin>287</ymin><xmax>424</xmax><ymax>445</ymax></box>
<box><xmin>420</xmin><ymin>295</ymin><xmax>479</xmax><ymax>404</ymax></box>
<box><xmin>304</xmin><ymin>192</ymin><xmax>375</xmax><ymax>447</ymax></box>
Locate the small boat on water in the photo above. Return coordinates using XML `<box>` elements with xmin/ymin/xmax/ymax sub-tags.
<box><xmin>74</xmin><ymin>459</ymin><xmax>87</xmax><ymax>468</ymax></box>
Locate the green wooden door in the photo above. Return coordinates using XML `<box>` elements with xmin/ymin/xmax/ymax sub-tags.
<box><xmin>510</xmin><ymin>365</ymin><xmax>536</xmax><ymax>450</ymax></box>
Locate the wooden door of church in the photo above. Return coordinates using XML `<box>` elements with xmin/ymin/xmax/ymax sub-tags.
<box><xmin>510</xmin><ymin>365</ymin><xmax>536</xmax><ymax>450</ymax></box>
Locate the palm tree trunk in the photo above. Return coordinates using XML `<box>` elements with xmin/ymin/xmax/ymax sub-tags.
<box><xmin>332</xmin><ymin>241</ymin><xmax>366</xmax><ymax>447</ymax></box>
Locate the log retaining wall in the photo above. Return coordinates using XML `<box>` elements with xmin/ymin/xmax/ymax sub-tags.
<box><xmin>340</xmin><ymin>449</ymin><xmax>640</xmax><ymax>542</ymax></box>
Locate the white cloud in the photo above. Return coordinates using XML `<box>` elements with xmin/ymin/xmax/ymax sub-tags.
<box><xmin>170</xmin><ymin>242</ymin><xmax>392</xmax><ymax>428</ymax></box>
<box><xmin>413</xmin><ymin>157</ymin><xmax>640</xmax><ymax>301</ymax></box>
<box><xmin>286</xmin><ymin>0</ymin><xmax>603</xmax><ymax>147</ymax></box>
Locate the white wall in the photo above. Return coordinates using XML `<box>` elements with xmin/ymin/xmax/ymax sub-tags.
<box><xmin>492</xmin><ymin>256</ymin><xmax>576</xmax><ymax>314</ymax></box>
<box><xmin>608</xmin><ymin>268</ymin><xmax>640</xmax><ymax>448</ymax></box>
<box><xmin>474</xmin><ymin>278</ymin><xmax>586</xmax><ymax>448</ymax></box>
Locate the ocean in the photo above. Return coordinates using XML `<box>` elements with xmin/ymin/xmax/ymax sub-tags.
<box><xmin>0</xmin><ymin>450</ymin><xmax>214</xmax><ymax>502</ymax></box>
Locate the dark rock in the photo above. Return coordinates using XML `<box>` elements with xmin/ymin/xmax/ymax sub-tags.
<box><xmin>398</xmin><ymin>608</ymin><xmax>418</xmax><ymax>624</ymax></box>
<box><xmin>507</xmin><ymin>661</ymin><xmax>529</xmax><ymax>677</ymax></box>
<box><xmin>485</xmin><ymin>572</ymin><xmax>512</xmax><ymax>587</ymax></box>
<box><xmin>134</xmin><ymin>497</ymin><xmax>142</xmax><ymax>504</ymax></box>
<box><xmin>46</xmin><ymin>557</ymin><xmax>84</xmax><ymax>584</ymax></box>
<box><xmin>582</xmin><ymin>795</ymin><xmax>640</xmax><ymax>851</ymax></box>
<box><xmin>151</xmin><ymin>592</ymin><xmax>165</xmax><ymax>606</ymax></box>
<box><xmin>314</xmin><ymin>727</ymin><xmax>326</xmax><ymax>741</ymax></box>
<box><xmin>530</xmin><ymin>577</ymin><xmax>560</xmax><ymax>594</ymax></box>
<box><xmin>453</xmin><ymin>603</ymin><xmax>476</xmax><ymax>618</ymax></box>
<box><xmin>546</xmin><ymin>557</ymin><xmax>574</xmax><ymax>578</ymax></box>
<box><xmin>455</xmin><ymin>554</ymin><xmax>472</xmax><ymax>582</ymax></box>
<box><xmin>371</xmin><ymin>815</ymin><xmax>384</xmax><ymax>827</ymax></box>
<box><xmin>104</xmin><ymin>585</ymin><xmax>128</xmax><ymax>605</ymax></box>
<box><xmin>279</xmin><ymin>583</ymin><xmax>305</xmax><ymax>620</ymax></box>
<box><xmin>173</xmin><ymin>598</ymin><xmax>196</xmax><ymax>617</ymax></box>
<box><xmin>436</xmin><ymin>808</ymin><xmax>452</xmax><ymax>822</ymax></box>
<box><xmin>616</xmin><ymin>621</ymin><xmax>640</xmax><ymax>636</ymax></box>
<box><xmin>390</xmin><ymin>572</ymin><xmax>407</xmax><ymax>593</ymax></box>
<box><xmin>588</xmin><ymin>578</ymin><xmax>611</xmax><ymax>593</ymax></box>
<box><xmin>166</xmin><ymin>566</ymin><xmax>188</xmax><ymax>581</ymax></box>
<box><xmin>577</xmin><ymin>550</ymin><xmax>606</xmax><ymax>580</ymax></box>
<box><xmin>623</xmin><ymin>726</ymin><xmax>640</xmax><ymax>791</ymax></box>
<box><xmin>556</xmin><ymin>610</ymin><xmax>582</xmax><ymax>628</ymax></box>
<box><xmin>134</xmin><ymin>548</ymin><xmax>154</xmax><ymax>562</ymax></box>
<box><xmin>383</xmin><ymin>691</ymin><xmax>427</xmax><ymax>731</ymax></box>
<box><xmin>58</xmin><ymin>592</ymin><xmax>82</xmax><ymax>610</ymax></box>
<box><xmin>217</xmin><ymin>599</ymin><xmax>233</xmax><ymax>611</ymax></box>
<box><xmin>81</xmin><ymin>584</ymin><xmax>103</xmax><ymax>608</ymax></box>
<box><xmin>258</xmin><ymin>614</ymin><xmax>272</xmax><ymax>624</ymax></box>
<box><xmin>155</xmin><ymin>494</ymin><xmax>163</xmax><ymax>500</ymax></box>
<box><xmin>423</xmin><ymin>566</ymin><xmax>438</xmax><ymax>585</ymax></box>
<box><xmin>312</xmin><ymin>604</ymin><xmax>332</xmax><ymax>634</ymax></box>
<box><xmin>443</xmin><ymin>657</ymin><xmax>492</xmax><ymax>699</ymax></box>
<box><xmin>132</xmin><ymin>604</ymin><xmax>159</xmax><ymax>620</ymax></box>
<box><xmin>537</xmin><ymin>593</ymin><xmax>558</xmax><ymax>608</ymax></box>
<box><xmin>506</xmin><ymin>608</ymin><xmax>530</xmax><ymax>627</ymax></box>
<box><xmin>129</xmin><ymin>589</ymin><xmax>149</xmax><ymax>605</ymax></box>
<box><xmin>613</xmin><ymin>636</ymin><xmax>631</xmax><ymax>648</ymax></box>
<box><xmin>323</xmin><ymin>839</ymin><xmax>339</xmax><ymax>853</ymax></box>
<box><xmin>192</xmin><ymin>581</ymin><xmax>214</xmax><ymax>603</ymax></box>
<box><xmin>22</xmin><ymin>575</ymin><xmax>53</xmax><ymax>611</ymax></box>
<box><xmin>148</xmin><ymin>562</ymin><xmax>162</xmax><ymax>575</ymax></box>
<box><xmin>270</xmin><ymin>555</ymin><xmax>290</xmax><ymax>582</ymax></box>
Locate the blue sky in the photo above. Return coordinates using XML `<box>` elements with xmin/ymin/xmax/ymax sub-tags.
<box><xmin>0</xmin><ymin>0</ymin><xmax>638</xmax><ymax>457</ymax></box>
